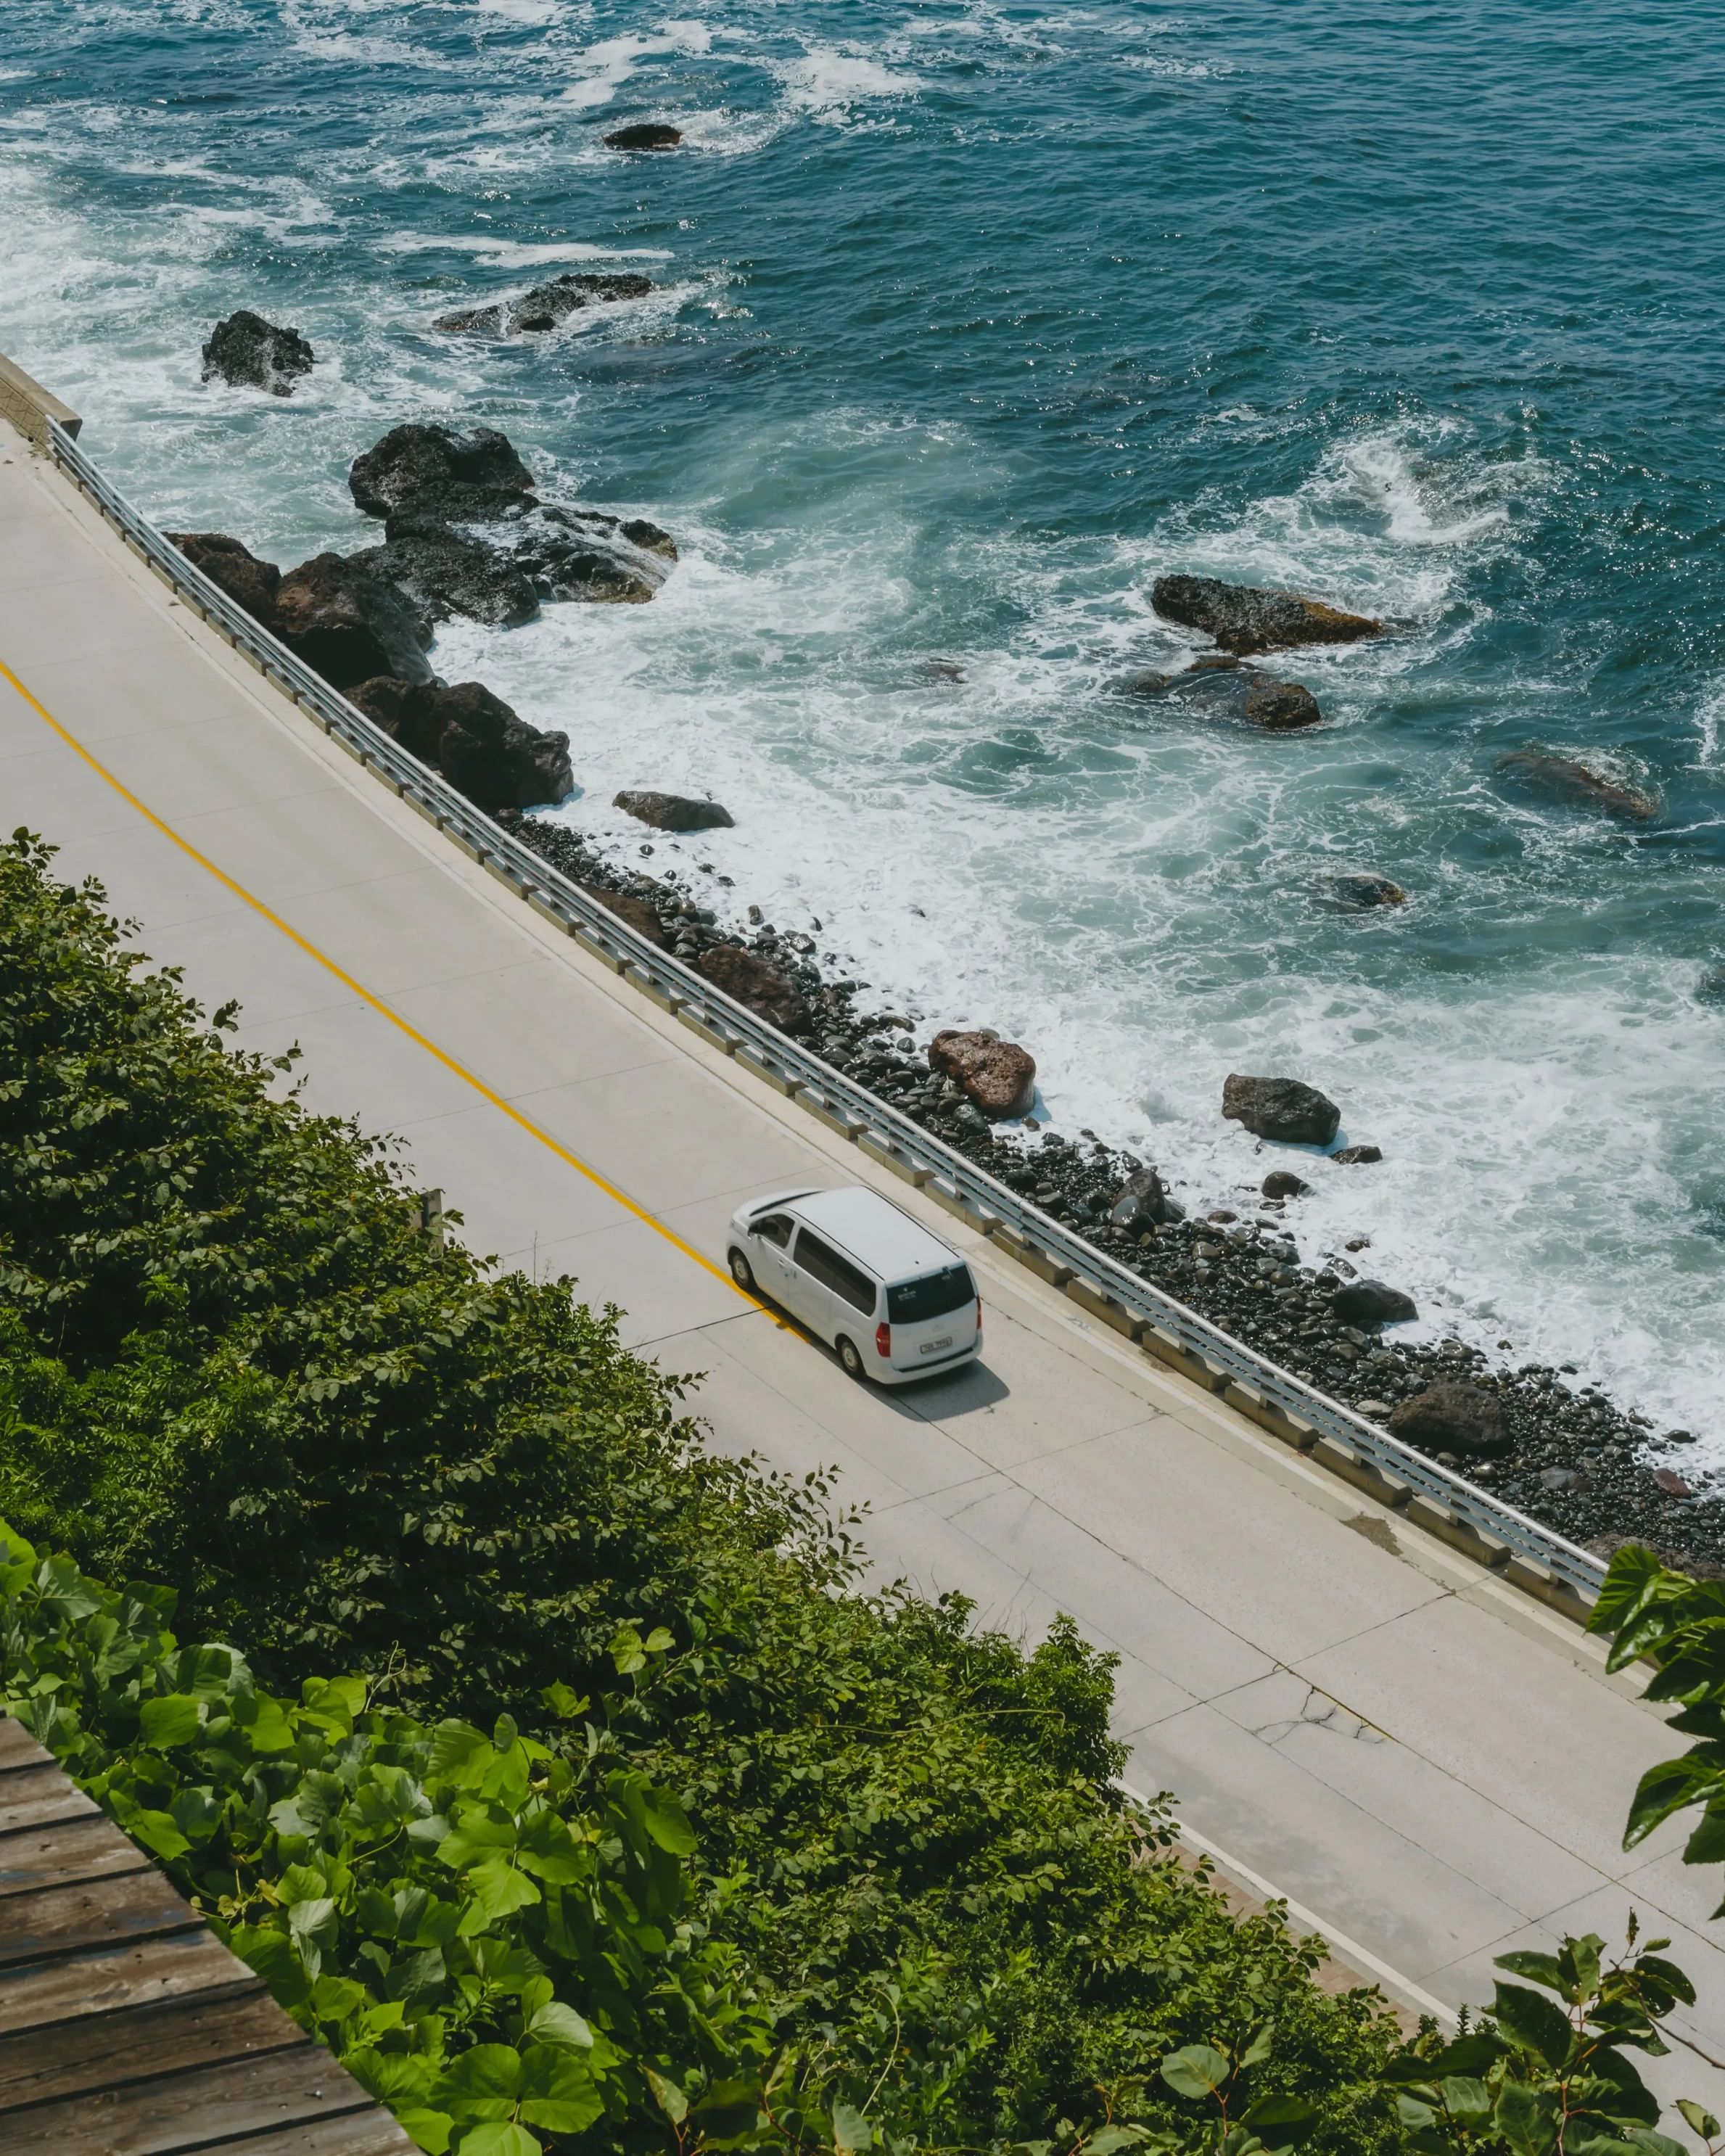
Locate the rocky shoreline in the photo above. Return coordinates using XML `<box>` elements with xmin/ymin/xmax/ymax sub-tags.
<box><xmin>499</xmin><ymin>807</ymin><xmax>1724</xmax><ymax>1581</ymax></box>
<box><xmin>169</xmin><ymin>331</ymin><xmax>1713</xmax><ymax>1578</ymax></box>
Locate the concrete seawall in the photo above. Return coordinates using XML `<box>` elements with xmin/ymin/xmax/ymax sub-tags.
<box><xmin>2</xmin><ymin>388</ymin><xmax>1723</xmax><ymax>2098</ymax></box>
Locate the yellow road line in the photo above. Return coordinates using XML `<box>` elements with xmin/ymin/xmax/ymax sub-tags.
<box><xmin>0</xmin><ymin>654</ymin><xmax>765</xmax><ymax>1312</ymax></box>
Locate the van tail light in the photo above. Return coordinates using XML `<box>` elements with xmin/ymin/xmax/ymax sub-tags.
<box><xmin>876</xmin><ymin>1321</ymin><xmax>892</xmax><ymax>1359</ymax></box>
<box><xmin>976</xmin><ymin>1296</ymin><xmax>984</xmax><ymax>1333</ymax></box>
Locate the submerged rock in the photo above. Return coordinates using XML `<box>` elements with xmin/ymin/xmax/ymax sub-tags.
<box><xmin>1698</xmin><ymin>964</ymin><xmax>1725</xmax><ymax>1006</ymax></box>
<box><xmin>350</xmin><ymin>423</ymin><xmax>537</xmax><ymax>522</ymax></box>
<box><xmin>201</xmin><ymin>310</ymin><xmax>315</xmax><ymax>396</ymax></box>
<box><xmin>604</xmin><ymin>122</ymin><xmax>683</xmax><ymax>150</ymax></box>
<box><xmin>433</xmin><ymin>271</ymin><xmax>656</xmax><ymax>337</ymax></box>
<box><xmin>164</xmin><ymin>531</ymin><xmax>282</xmax><ymax>623</ymax></box>
<box><xmin>697</xmin><ymin>944</ymin><xmax>809</xmax><ymax>1034</ymax></box>
<box><xmin>1388</xmin><ymin>1380</ymin><xmax>1504</xmax><ymax>1454</ymax></box>
<box><xmin>273</xmin><ymin>554</ymin><xmax>434</xmax><ymax>688</ymax></box>
<box><xmin>1222</xmin><ymin>1074</ymin><xmax>1341</xmax><ymax>1146</ymax></box>
<box><xmin>1494</xmin><ymin>749</ymin><xmax>1659</xmax><ymax>823</ymax></box>
<box><xmin>614</xmin><ymin>791</ymin><xmax>736</xmax><ymax>833</ymax></box>
<box><xmin>1122</xmin><ymin>662</ymin><xmax>1322</xmax><ymax>731</ymax></box>
<box><xmin>1324</xmin><ymin>873</ymin><xmax>1407</xmax><ymax>910</ymax></box>
<box><xmin>1151</xmin><ymin>574</ymin><xmax>1383</xmax><ymax>657</ymax></box>
<box><xmin>347</xmin><ymin>677</ymin><xmax>572</xmax><ymax>812</ymax></box>
<box><xmin>1331</xmin><ymin>1278</ymin><xmax>1419</xmax><ymax>1326</ymax></box>
<box><xmin>928</xmin><ymin>1029</ymin><xmax>1037</xmax><ymax>1120</ymax></box>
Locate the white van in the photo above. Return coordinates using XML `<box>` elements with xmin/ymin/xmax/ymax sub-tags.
<box><xmin>725</xmin><ymin>1185</ymin><xmax>982</xmax><ymax>1386</ymax></box>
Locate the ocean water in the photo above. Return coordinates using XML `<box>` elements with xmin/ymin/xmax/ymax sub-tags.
<box><xmin>4</xmin><ymin>0</ymin><xmax>1724</xmax><ymax>1454</ymax></box>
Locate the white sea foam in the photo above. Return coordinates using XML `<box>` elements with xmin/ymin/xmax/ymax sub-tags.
<box><xmin>770</xmin><ymin>49</ymin><xmax>924</xmax><ymax>120</ymax></box>
<box><xmin>374</xmin><ymin>232</ymin><xmax>674</xmax><ymax>264</ymax></box>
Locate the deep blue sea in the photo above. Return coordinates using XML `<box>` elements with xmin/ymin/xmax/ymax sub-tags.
<box><xmin>4</xmin><ymin>1</ymin><xmax>1724</xmax><ymax>1452</ymax></box>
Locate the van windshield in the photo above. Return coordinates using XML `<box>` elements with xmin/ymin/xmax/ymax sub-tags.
<box><xmin>888</xmin><ymin>1265</ymin><xmax>975</xmax><ymax>1325</ymax></box>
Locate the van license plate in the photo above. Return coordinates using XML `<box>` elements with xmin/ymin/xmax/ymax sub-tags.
<box><xmin>921</xmin><ymin>1336</ymin><xmax>952</xmax><ymax>1355</ymax></box>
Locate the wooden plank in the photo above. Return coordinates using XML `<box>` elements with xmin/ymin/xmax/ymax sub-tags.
<box><xmin>0</xmin><ymin>1983</ymin><xmax>285</xmax><ymax>2110</ymax></box>
<box><xmin>0</xmin><ymin>1867</ymin><xmax>190</xmax><ymax>1969</ymax></box>
<box><xmin>0</xmin><ymin>1927</ymin><xmax>252</xmax><ymax>2036</ymax></box>
<box><xmin>18</xmin><ymin>2043</ymin><xmax>376</xmax><ymax>2156</ymax></box>
<box><xmin>0</xmin><ymin>1811</ymin><xmax>151</xmax><ymax>1899</ymax></box>
<box><xmin>0</xmin><ymin>1716</ymin><xmax>54</xmax><ymax>1770</ymax></box>
<box><xmin>0</xmin><ymin>1761</ymin><xmax>101</xmax><ymax>1835</ymax></box>
<box><xmin>204</xmin><ymin>2109</ymin><xmax>417</xmax><ymax>2155</ymax></box>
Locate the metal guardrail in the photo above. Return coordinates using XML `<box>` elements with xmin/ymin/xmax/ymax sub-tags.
<box><xmin>46</xmin><ymin>416</ymin><xmax>1610</xmax><ymax>1604</ymax></box>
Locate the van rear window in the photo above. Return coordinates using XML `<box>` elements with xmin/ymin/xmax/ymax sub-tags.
<box><xmin>888</xmin><ymin>1265</ymin><xmax>975</xmax><ymax>1325</ymax></box>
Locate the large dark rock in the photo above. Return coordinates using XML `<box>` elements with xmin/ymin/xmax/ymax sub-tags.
<box><xmin>164</xmin><ymin>532</ymin><xmax>282</xmax><ymax>624</ymax></box>
<box><xmin>1331</xmin><ymin>1278</ymin><xmax>1419</xmax><ymax>1325</ymax></box>
<box><xmin>928</xmin><ymin>1029</ymin><xmax>1037</xmax><ymax>1120</ymax></box>
<box><xmin>584</xmin><ymin>886</ymin><xmax>664</xmax><ymax>947</ymax></box>
<box><xmin>352</xmin><ymin>517</ymin><xmax>541</xmax><ymax>628</ymax></box>
<box><xmin>273</xmin><ymin>554</ymin><xmax>434</xmax><ymax>688</ymax></box>
<box><xmin>201</xmin><ymin>310</ymin><xmax>315</xmax><ymax>396</ymax></box>
<box><xmin>1151</xmin><ymin>575</ymin><xmax>1383</xmax><ymax>657</ymax></box>
<box><xmin>1121</xmin><ymin>659</ymin><xmax>1322</xmax><ymax>731</ymax></box>
<box><xmin>1222</xmin><ymin>1074</ymin><xmax>1341</xmax><ymax>1146</ymax></box>
<box><xmin>434</xmin><ymin>271</ymin><xmax>656</xmax><ymax>336</ymax></box>
<box><xmin>614</xmin><ymin>791</ymin><xmax>736</xmax><ymax>832</ymax></box>
<box><xmin>347</xmin><ymin>678</ymin><xmax>572</xmax><ymax>811</ymax></box>
<box><xmin>350</xmin><ymin>423</ymin><xmax>536</xmax><ymax>522</ymax></box>
<box><xmin>1110</xmin><ymin>1167</ymin><xmax>1171</xmax><ymax>1232</ymax></box>
<box><xmin>604</xmin><ymin>123</ymin><xmax>682</xmax><ymax>151</ymax></box>
<box><xmin>1388</xmin><ymin>1380</ymin><xmax>1504</xmax><ymax>1454</ymax></box>
<box><xmin>1494</xmin><ymin>749</ymin><xmax>1659</xmax><ymax>823</ymax></box>
<box><xmin>1330</xmin><ymin>1143</ymin><xmax>1383</xmax><ymax>1165</ymax></box>
<box><xmin>697</xmin><ymin>944</ymin><xmax>809</xmax><ymax>1034</ymax></box>
<box><xmin>1261</xmin><ymin>1170</ymin><xmax>1310</xmax><ymax>1198</ymax></box>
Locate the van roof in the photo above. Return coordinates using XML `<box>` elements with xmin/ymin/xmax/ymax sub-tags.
<box><xmin>791</xmin><ymin>1185</ymin><xmax>960</xmax><ymax>1284</ymax></box>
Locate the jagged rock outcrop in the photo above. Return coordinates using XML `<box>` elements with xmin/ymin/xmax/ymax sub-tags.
<box><xmin>201</xmin><ymin>310</ymin><xmax>315</xmax><ymax>396</ymax></box>
<box><xmin>347</xmin><ymin>678</ymin><xmax>572</xmax><ymax>811</ymax></box>
<box><xmin>350</xmin><ymin>424</ymin><xmax>536</xmax><ymax>522</ymax></box>
<box><xmin>1121</xmin><ymin>657</ymin><xmax>1322</xmax><ymax>731</ymax></box>
<box><xmin>273</xmin><ymin>554</ymin><xmax>434</xmax><ymax>688</ymax></box>
<box><xmin>165</xmin><ymin>532</ymin><xmax>283</xmax><ymax>622</ymax></box>
<box><xmin>1388</xmin><ymin>1380</ymin><xmax>1504</xmax><ymax>1454</ymax></box>
<box><xmin>1151</xmin><ymin>575</ymin><xmax>1383</xmax><ymax>657</ymax></box>
<box><xmin>434</xmin><ymin>272</ymin><xmax>656</xmax><ymax>336</ymax></box>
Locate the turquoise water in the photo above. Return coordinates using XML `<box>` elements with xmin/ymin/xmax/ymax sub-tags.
<box><xmin>4</xmin><ymin>1</ymin><xmax>1724</xmax><ymax>1449</ymax></box>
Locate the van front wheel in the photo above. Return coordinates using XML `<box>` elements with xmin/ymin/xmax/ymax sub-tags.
<box><xmin>836</xmin><ymin>1336</ymin><xmax>868</xmax><ymax>1383</ymax></box>
<box><xmin>728</xmin><ymin>1248</ymin><xmax>756</xmax><ymax>1293</ymax></box>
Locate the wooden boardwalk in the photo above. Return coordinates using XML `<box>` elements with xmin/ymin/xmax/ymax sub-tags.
<box><xmin>0</xmin><ymin>1716</ymin><xmax>413</xmax><ymax>2153</ymax></box>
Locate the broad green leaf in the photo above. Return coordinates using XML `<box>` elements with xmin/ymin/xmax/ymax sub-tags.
<box><xmin>1087</xmin><ymin>2129</ymin><xmax>1150</xmax><ymax>2155</ymax></box>
<box><xmin>1395</xmin><ymin>2097</ymin><xmax>1436</xmax><ymax>2130</ymax></box>
<box><xmin>130</xmin><ymin>1808</ymin><xmax>192</xmax><ymax>1859</ymax></box>
<box><xmin>276</xmin><ymin>1863</ymin><xmax>331</xmax><ymax>1906</ymax></box>
<box><xmin>1621</xmin><ymin>2132</ymin><xmax>1690</xmax><ymax>2156</ymax></box>
<box><xmin>524</xmin><ymin>2001</ymin><xmax>593</xmax><ymax>2052</ymax></box>
<box><xmin>833</xmin><ymin>2102</ymin><xmax>875</xmax><ymax>2154</ymax></box>
<box><xmin>1161</xmin><ymin>2044</ymin><xmax>1231</xmax><ymax>2099</ymax></box>
<box><xmin>397</xmin><ymin>2110</ymin><xmax>454</xmax><ymax>2156</ymax></box>
<box><xmin>456</xmin><ymin>2127</ymin><xmax>540</xmax><ymax>2156</ymax></box>
<box><xmin>456</xmin><ymin>1861</ymin><xmax>540</xmax><ymax>1933</ymax></box>
<box><xmin>1491</xmin><ymin>1980</ymin><xmax>1576</xmax><ymax>2071</ymax></box>
<box><xmin>226</xmin><ymin>1923</ymin><xmax>313</xmax><ymax>2009</ymax></box>
<box><xmin>439</xmin><ymin>2044</ymin><xmax>524</xmax><ymax>2120</ymax></box>
<box><xmin>540</xmin><ymin>1682</ymin><xmax>588</xmax><ymax>1720</ymax></box>
<box><xmin>236</xmin><ymin>1692</ymin><xmax>295</xmax><ymax>1752</ymax></box>
<box><xmin>1678</xmin><ymin>2100</ymin><xmax>1721</xmax><ymax>2141</ymax></box>
<box><xmin>1496</xmin><ymin>2081</ymin><xmax>1560</xmax><ymax>2156</ymax></box>
<box><xmin>1438</xmin><ymin>2077</ymin><xmax>1492</xmax><ymax>2128</ymax></box>
<box><xmin>640</xmin><ymin>1785</ymin><xmax>697</xmax><ymax>1857</ymax></box>
<box><xmin>1240</xmin><ymin>2095</ymin><xmax>1318</xmax><ymax>2150</ymax></box>
<box><xmin>1494</xmin><ymin>1950</ymin><xmax>1570</xmax><ymax>1996</ymax></box>
<box><xmin>139</xmin><ymin>1692</ymin><xmax>200</xmax><ymax>1749</ymax></box>
<box><xmin>438</xmin><ymin>1814</ymin><xmax>517</xmax><ymax>1870</ymax></box>
<box><xmin>429</xmin><ymin>1721</ymin><xmax>491</xmax><ymax>1789</ymax></box>
<box><xmin>1239</xmin><ymin>2023</ymin><xmax>1275</xmax><ymax>2069</ymax></box>
<box><xmin>1625</xmin><ymin>1754</ymin><xmax>1725</xmax><ymax>1849</ymax></box>
<box><xmin>646</xmin><ymin>2069</ymin><xmax>688</xmax><ymax>2124</ymax></box>
<box><xmin>691</xmin><ymin>2077</ymin><xmax>765</xmax><ymax>2146</ymax></box>
<box><xmin>517</xmin><ymin>2045</ymin><xmax>604</xmax><ymax>2134</ymax></box>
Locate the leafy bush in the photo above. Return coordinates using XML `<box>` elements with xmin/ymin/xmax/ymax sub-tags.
<box><xmin>0</xmin><ymin>831</ymin><xmax>1407</xmax><ymax>2152</ymax></box>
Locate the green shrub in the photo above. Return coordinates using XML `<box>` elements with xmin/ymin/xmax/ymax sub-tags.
<box><xmin>0</xmin><ymin>831</ymin><xmax>1407</xmax><ymax>2152</ymax></box>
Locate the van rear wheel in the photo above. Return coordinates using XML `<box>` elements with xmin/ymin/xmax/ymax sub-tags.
<box><xmin>836</xmin><ymin>1336</ymin><xmax>868</xmax><ymax>1382</ymax></box>
<box><xmin>728</xmin><ymin>1248</ymin><xmax>756</xmax><ymax>1293</ymax></box>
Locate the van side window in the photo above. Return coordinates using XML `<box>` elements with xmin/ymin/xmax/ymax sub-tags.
<box><xmin>752</xmin><ymin>1213</ymin><xmax>794</xmax><ymax>1249</ymax></box>
<box><xmin>793</xmin><ymin>1229</ymin><xmax>878</xmax><ymax>1314</ymax></box>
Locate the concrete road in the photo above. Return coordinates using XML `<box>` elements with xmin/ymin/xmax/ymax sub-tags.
<box><xmin>4</xmin><ymin>415</ymin><xmax>1723</xmax><ymax>2096</ymax></box>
